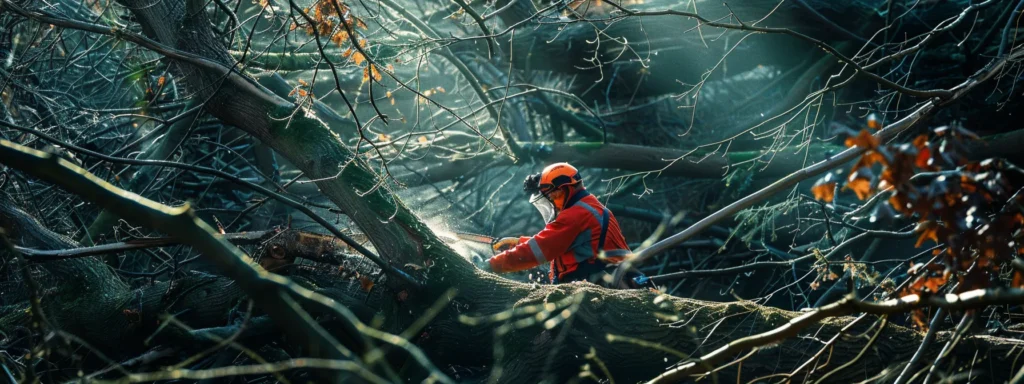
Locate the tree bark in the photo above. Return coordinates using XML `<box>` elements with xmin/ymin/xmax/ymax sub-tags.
<box><xmin>5</xmin><ymin>1</ymin><xmax>1021</xmax><ymax>383</ymax></box>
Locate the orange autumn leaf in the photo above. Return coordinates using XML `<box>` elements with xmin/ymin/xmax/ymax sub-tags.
<box><xmin>912</xmin><ymin>134</ymin><xmax>929</xmax><ymax>150</ymax></box>
<box><xmin>920</xmin><ymin>275</ymin><xmax>947</xmax><ymax>293</ymax></box>
<box><xmin>330</xmin><ymin>31</ymin><xmax>350</xmax><ymax>46</ymax></box>
<box><xmin>810</xmin><ymin>180</ymin><xmax>836</xmax><ymax>202</ymax></box>
<box><xmin>417</xmin><ymin>136</ymin><xmax>428</xmax><ymax>144</ymax></box>
<box><xmin>843</xmin><ymin>174</ymin><xmax>873</xmax><ymax>200</ymax></box>
<box><xmin>853</xmin><ymin>150</ymin><xmax>887</xmax><ymax>170</ymax></box>
<box><xmin>915</xmin><ymin>146</ymin><xmax>931</xmax><ymax>168</ymax></box>
<box><xmin>867</xmin><ymin>114</ymin><xmax>881</xmax><ymax>130</ymax></box>
<box><xmin>844</xmin><ymin>129</ymin><xmax>880</xmax><ymax>150</ymax></box>
<box><xmin>359</xmin><ymin>275</ymin><xmax>375</xmax><ymax>292</ymax></box>
<box><xmin>157</xmin><ymin>76</ymin><xmax>166</xmax><ymax>87</ymax></box>
<box><xmin>352</xmin><ymin>52</ymin><xmax>365</xmax><ymax>66</ymax></box>
<box><xmin>961</xmin><ymin>176</ymin><xmax>978</xmax><ymax>194</ymax></box>
<box><xmin>983</xmin><ymin>248</ymin><xmax>996</xmax><ymax>259</ymax></box>
<box><xmin>889</xmin><ymin>193</ymin><xmax>913</xmax><ymax>214</ymax></box>
<box><xmin>377</xmin><ymin>133</ymin><xmax>391</xmax><ymax>141</ymax></box>
<box><xmin>1013</xmin><ymin>270</ymin><xmax>1024</xmax><ymax>288</ymax></box>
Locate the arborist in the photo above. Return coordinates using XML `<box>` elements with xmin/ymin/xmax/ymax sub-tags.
<box><xmin>479</xmin><ymin>162</ymin><xmax>651</xmax><ymax>289</ymax></box>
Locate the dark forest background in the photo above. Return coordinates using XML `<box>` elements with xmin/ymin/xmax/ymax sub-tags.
<box><xmin>2</xmin><ymin>0</ymin><xmax>1024</xmax><ymax>382</ymax></box>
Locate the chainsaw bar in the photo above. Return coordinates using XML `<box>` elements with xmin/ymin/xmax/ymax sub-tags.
<box><xmin>451</xmin><ymin>231</ymin><xmax>496</xmax><ymax>244</ymax></box>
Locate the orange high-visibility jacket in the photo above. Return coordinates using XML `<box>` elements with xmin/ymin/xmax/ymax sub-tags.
<box><xmin>488</xmin><ymin>191</ymin><xmax>631</xmax><ymax>283</ymax></box>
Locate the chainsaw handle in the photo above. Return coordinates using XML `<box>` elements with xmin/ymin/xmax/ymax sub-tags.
<box><xmin>491</xmin><ymin>237</ymin><xmax>519</xmax><ymax>254</ymax></box>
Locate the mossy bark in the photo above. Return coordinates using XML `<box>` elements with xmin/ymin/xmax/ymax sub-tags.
<box><xmin>9</xmin><ymin>1</ymin><xmax>1014</xmax><ymax>382</ymax></box>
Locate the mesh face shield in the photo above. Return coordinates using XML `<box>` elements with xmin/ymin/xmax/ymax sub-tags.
<box><xmin>529</xmin><ymin>193</ymin><xmax>557</xmax><ymax>224</ymax></box>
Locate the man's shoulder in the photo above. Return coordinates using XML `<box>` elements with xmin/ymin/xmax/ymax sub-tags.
<box><xmin>555</xmin><ymin>202</ymin><xmax>593</xmax><ymax>222</ymax></box>
<box><xmin>579</xmin><ymin>194</ymin><xmax>605</xmax><ymax>207</ymax></box>
<box><xmin>562</xmin><ymin>195</ymin><xmax>605</xmax><ymax>221</ymax></box>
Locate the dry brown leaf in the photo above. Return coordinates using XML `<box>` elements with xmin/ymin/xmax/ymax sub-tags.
<box><xmin>867</xmin><ymin>114</ymin><xmax>881</xmax><ymax>130</ymax></box>
<box><xmin>810</xmin><ymin>180</ymin><xmax>836</xmax><ymax>202</ymax></box>
<box><xmin>844</xmin><ymin>129</ymin><xmax>880</xmax><ymax>150</ymax></box>
<box><xmin>844</xmin><ymin>175</ymin><xmax>873</xmax><ymax>200</ymax></box>
<box><xmin>359</xmin><ymin>276</ymin><xmax>375</xmax><ymax>292</ymax></box>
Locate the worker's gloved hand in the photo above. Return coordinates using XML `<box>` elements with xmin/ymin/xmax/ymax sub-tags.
<box><xmin>492</xmin><ymin>237</ymin><xmax>519</xmax><ymax>254</ymax></box>
<box><xmin>472</xmin><ymin>255</ymin><xmax>493</xmax><ymax>272</ymax></box>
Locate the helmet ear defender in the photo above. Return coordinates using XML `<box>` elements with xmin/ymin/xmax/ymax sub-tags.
<box><xmin>524</xmin><ymin>173</ymin><xmax>542</xmax><ymax>195</ymax></box>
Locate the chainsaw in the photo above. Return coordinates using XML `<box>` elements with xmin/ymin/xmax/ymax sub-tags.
<box><xmin>442</xmin><ymin>231</ymin><xmax>517</xmax><ymax>254</ymax></box>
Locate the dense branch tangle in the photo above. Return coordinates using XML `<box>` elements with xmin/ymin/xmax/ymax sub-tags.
<box><xmin>0</xmin><ymin>0</ymin><xmax>1023</xmax><ymax>383</ymax></box>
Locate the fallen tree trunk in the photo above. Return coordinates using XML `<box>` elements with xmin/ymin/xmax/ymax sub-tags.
<box><xmin>5</xmin><ymin>1</ymin><xmax>1024</xmax><ymax>383</ymax></box>
<box><xmin>3</xmin><ymin>140</ymin><xmax>1024</xmax><ymax>383</ymax></box>
<box><xmin>0</xmin><ymin>203</ymin><xmax>384</xmax><ymax>360</ymax></box>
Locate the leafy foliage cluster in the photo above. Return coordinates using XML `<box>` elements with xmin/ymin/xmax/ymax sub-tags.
<box><xmin>814</xmin><ymin>121</ymin><xmax>1024</xmax><ymax>327</ymax></box>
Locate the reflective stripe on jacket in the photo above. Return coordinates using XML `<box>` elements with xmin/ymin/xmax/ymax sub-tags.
<box><xmin>488</xmin><ymin>190</ymin><xmax>631</xmax><ymax>282</ymax></box>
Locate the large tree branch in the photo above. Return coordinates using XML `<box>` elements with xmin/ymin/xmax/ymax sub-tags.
<box><xmin>0</xmin><ymin>139</ymin><xmax>452</xmax><ymax>383</ymax></box>
<box><xmin>0</xmin><ymin>192</ymin><xmax>123</xmax><ymax>287</ymax></box>
<box><xmin>6</xmin><ymin>0</ymin><xmax>453</xmax><ymax>281</ymax></box>
<box><xmin>108</xmin><ymin>0</ymin><xmax>464</xmax><ymax>277</ymax></box>
<box><xmin>15</xmin><ymin>230</ymin><xmax>276</xmax><ymax>261</ymax></box>
<box><xmin>0</xmin><ymin>119</ymin><xmax>418</xmax><ymax>286</ymax></box>
<box><xmin>649</xmin><ymin>289</ymin><xmax>1024</xmax><ymax>383</ymax></box>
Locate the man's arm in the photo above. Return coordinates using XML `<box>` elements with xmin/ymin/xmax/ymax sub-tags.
<box><xmin>487</xmin><ymin>214</ymin><xmax>580</xmax><ymax>274</ymax></box>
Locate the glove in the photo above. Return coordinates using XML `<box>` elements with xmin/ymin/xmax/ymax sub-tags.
<box><xmin>492</xmin><ymin>237</ymin><xmax>519</xmax><ymax>254</ymax></box>
<box><xmin>473</xmin><ymin>255</ymin><xmax>493</xmax><ymax>272</ymax></box>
